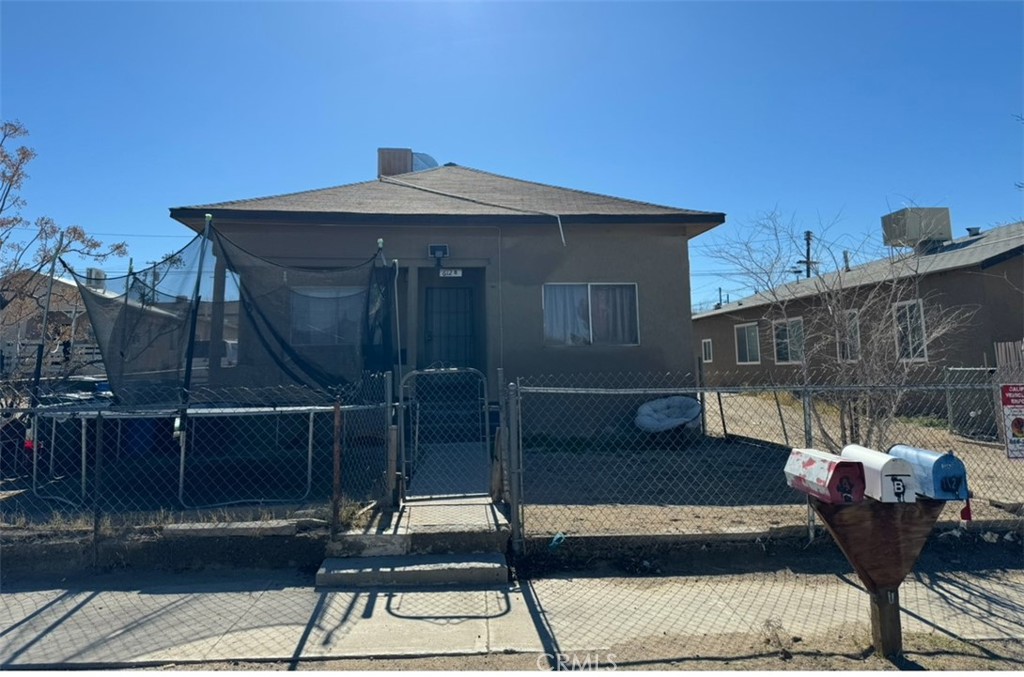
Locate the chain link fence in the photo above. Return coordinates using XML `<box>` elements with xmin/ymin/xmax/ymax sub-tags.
<box><xmin>0</xmin><ymin>376</ymin><xmax>393</xmax><ymax>536</ymax></box>
<box><xmin>2</xmin><ymin>368</ymin><xmax>1023</xmax><ymax>667</ymax></box>
<box><xmin>398</xmin><ymin>367</ymin><xmax>491</xmax><ymax>499</ymax></box>
<box><xmin>506</xmin><ymin>370</ymin><xmax>1024</xmax><ymax>547</ymax></box>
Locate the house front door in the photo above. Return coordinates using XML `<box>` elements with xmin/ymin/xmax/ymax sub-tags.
<box><xmin>422</xmin><ymin>286</ymin><xmax>476</xmax><ymax>369</ymax></box>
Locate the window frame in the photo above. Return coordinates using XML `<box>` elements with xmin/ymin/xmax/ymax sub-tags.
<box><xmin>734</xmin><ymin>322</ymin><xmax>761</xmax><ymax>365</ymax></box>
<box><xmin>772</xmin><ymin>316</ymin><xmax>805</xmax><ymax>365</ymax></box>
<box><xmin>541</xmin><ymin>282</ymin><xmax>640</xmax><ymax>347</ymax></box>
<box><xmin>701</xmin><ymin>338</ymin><xmax>713</xmax><ymax>363</ymax></box>
<box><xmin>893</xmin><ymin>299</ymin><xmax>928</xmax><ymax>363</ymax></box>
<box><xmin>836</xmin><ymin>308</ymin><xmax>861</xmax><ymax>363</ymax></box>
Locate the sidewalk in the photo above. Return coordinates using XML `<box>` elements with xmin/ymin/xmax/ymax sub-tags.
<box><xmin>2</xmin><ymin>565</ymin><xmax>1023</xmax><ymax>668</ymax></box>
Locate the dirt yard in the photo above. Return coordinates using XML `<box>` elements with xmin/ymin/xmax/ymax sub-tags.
<box><xmin>706</xmin><ymin>392</ymin><xmax>1024</xmax><ymax>506</ymax></box>
<box><xmin>518</xmin><ymin>400</ymin><xmax>1021</xmax><ymax>538</ymax></box>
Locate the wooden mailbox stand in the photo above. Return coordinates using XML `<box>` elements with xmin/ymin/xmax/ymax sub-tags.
<box><xmin>809</xmin><ymin>496</ymin><xmax>945</xmax><ymax>659</ymax></box>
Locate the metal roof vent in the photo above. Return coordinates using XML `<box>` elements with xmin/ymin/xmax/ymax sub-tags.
<box><xmin>966</xmin><ymin>226</ymin><xmax>981</xmax><ymax>237</ymax></box>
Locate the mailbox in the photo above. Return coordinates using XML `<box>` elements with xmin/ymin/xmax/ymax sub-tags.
<box><xmin>784</xmin><ymin>448</ymin><xmax>866</xmax><ymax>504</ymax></box>
<box><xmin>887</xmin><ymin>445</ymin><xmax>968</xmax><ymax>501</ymax></box>
<box><xmin>840</xmin><ymin>444</ymin><xmax>917</xmax><ymax>503</ymax></box>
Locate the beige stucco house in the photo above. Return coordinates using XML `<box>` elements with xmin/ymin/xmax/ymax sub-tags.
<box><xmin>169</xmin><ymin>149</ymin><xmax>725</xmax><ymax>397</ymax></box>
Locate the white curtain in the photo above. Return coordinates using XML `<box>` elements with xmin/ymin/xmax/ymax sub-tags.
<box><xmin>291</xmin><ymin>287</ymin><xmax>363</xmax><ymax>346</ymax></box>
<box><xmin>543</xmin><ymin>285</ymin><xmax>591</xmax><ymax>345</ymax></box>
<box><xmin>591</xmin><ymin>285</ymin><xmax>638</xmax><ymax>345</ymax></box>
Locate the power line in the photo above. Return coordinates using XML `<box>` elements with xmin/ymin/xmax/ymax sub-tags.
<box><xmin>4</xmin><ymin>226</ymin><xmax>192</xmax><ymax>238</ymax></box>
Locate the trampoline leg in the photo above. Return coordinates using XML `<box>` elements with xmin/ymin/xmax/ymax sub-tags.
<box><xmin>303</xmin><ymin>411</ymin><xmax>314</xmax><ymax>501</ymax></box>
<box><xmin>31</xmin><ymin>415</ymin><xmax>39</xmax><ymax>494</ymax></box>
<box><xmin>80</xmin><ymin>418</ymin><xmax>87</xmax><ymax>499</ymax></box>
<box><xmin>178</xmin><ymin>417</ymin><xmax>187</xmax><ymax>507</ymax></box>
<box><xmin>49</xmin><ymin>417</ymin><xmax>56</xmax><ymax>478</ymax></box>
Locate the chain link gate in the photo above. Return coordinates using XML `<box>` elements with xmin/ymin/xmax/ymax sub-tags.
<box><xmin>398</xmin><ymin>367</ymin><xmax>491</xmax><ymax>500</ymax></box>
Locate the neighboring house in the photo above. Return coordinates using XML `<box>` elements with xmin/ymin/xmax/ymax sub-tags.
<box><xmin>692</xmin><ymin>211</ymin><xmax>1024</xmax><ymax>386</ymax></box>
<box><xmin>0</xmin><ymin>267</ymin><xmax>242</xmax><ymax>388</ymax></box>
<box><xmin>168</xmin><ymin>148</ymin><xmax>726</xmax><ymax>397</ymax></box>
<box><xmin>0</xmin><ymin>269</ymin><xmax>105</xmax><ymax>380</ymax></box>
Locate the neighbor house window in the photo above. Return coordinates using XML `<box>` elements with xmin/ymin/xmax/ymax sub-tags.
<box><xmin>291</xmin><ymin>287</ymin><xmax>363</xmax><ymax>346</ymax></box>
<box><xmin>894</xmin><ymin>299</ymin><xmax>927</xmax><ymax>362</ymax></box>
<box><xmin>701</xmin><ymin>338</ymin><xmax>713</xmax><ymax>363</ymax></box>
<box><xmin>773</xmin><ymin>317</ymin><xmax>805</xmax><ymax>364</ymax></box>
<box><xmin>543</xmin><ymin>283</ymin><xmax>639</xmax><ymax>346</ymax></box>
<box><xmin>734</xmin><ymin>323</ymin><xmax>760</xmax><ymax>365</ymax></box>
<box><xmin>837</xmin><ymin>309</ymin><xmax>860</xmax><ymax>362</ymax></box>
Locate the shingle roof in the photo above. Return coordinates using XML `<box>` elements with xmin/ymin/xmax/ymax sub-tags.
<box><xmin>694</xmin><ymin>220</ymin><xmax>1024</xmax><ymax>319</ymax></box>
<box><xmin>171</xmin><ymin>165</ymin><xmax>722</xmax><ymax>221</ymax></box>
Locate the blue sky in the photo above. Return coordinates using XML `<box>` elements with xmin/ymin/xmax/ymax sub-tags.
<box><xmin>2</xmin><ymin>0</ymin><xmax>1021</xmax><ymax>309</ymax></box>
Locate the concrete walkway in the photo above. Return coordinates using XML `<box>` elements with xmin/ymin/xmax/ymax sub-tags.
<box><xmin>406</xmin><ymin>442</ymin><xmax>490</xmax><ymax>498</ymax></box>
<box><xmin>2</xmin><ymin>566</ymin><xmax>1023</xmax><ymax>667</ymax></box>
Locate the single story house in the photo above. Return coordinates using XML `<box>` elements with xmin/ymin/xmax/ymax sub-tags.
<box><xmin>168</xmin><ymin>148</ymin><xmax>726</xmax><ymax>398</ymax></box>
<box><xmin>692</xmin><ymin>211</ymin><xmax>1024</xmax><ymax>386</ymax></box>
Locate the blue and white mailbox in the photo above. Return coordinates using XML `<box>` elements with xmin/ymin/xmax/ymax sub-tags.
<box><xmin>887</xmin><ymin>445</ymin><xmax>969</xmax><ymax>501</ymax></box>
<box><xmin>840</xmin><ymin>444</ymin><xmax>918</xmax><ymax>503</ymax></box>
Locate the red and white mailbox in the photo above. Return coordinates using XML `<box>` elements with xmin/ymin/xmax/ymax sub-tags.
<box><xmin>840</xmin><ymin>444</ymin><xmax>918</xmax><ymax>503</ymax></box>
<box><xmin>784</xmin><ymin>448</ymin><xmax>866</xmax><ymax>504</ymax></box>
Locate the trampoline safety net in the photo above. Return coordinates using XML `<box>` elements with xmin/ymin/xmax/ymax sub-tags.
<box><xmin>65</xmin><ymin>227</ymin><xmax>393</xmax><ymax>407</ymax></box>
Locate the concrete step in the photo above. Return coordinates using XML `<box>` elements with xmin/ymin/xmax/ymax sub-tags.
<box><xmin>327</xmin><ymin>499</ymin><xmax>511</xmax><ymax>557</ymax></box>
<box><xmin>326</xmin><ymin>525</ymin><xmax>509</xmax><ymax>557</ymax></box>
<box><xmin>316</xmin><ymin>553</ymin><xmax>509</xmax><ymax>587</ymax></box>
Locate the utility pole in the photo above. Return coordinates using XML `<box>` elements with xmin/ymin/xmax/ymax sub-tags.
<box><xmin>796</xmin><ymin>230</ymin><xmax>818</xmax><ymax>279</ymax></box>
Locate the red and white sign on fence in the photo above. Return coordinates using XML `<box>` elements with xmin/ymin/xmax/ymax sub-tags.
<box><xmin>1001</xmin><ymin>384</ymin><xmax>1024</xmax><ymax>460</ymax></box>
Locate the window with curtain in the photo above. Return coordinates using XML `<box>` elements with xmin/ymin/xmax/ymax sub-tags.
<box><xmin>290</xmin><ymin>287</ymin><xmax>363</xmax><ymax>346</ymax></box>
<box><xmin>734</xmin><ymin>323</ymin><xmax>760</xmax><ymax>364</ymax></box>
<box><xmin>543</xmin><ymin>283</ymin><xmax>639</xmax><ymax>346</ymax></box>
<box><xmin>837</xmin><ymin>309</ymin><xmax>861</xmax><ymax>362</ymax></box>
<box><xmin>773</xmin><ymin>317</ymin><xmax>805</xmax><ymax>364</ymax></box>
<box><xmin>894</xmin><ymin>300</ymin><xmax>927</xmax><ymax>362</ymax></box>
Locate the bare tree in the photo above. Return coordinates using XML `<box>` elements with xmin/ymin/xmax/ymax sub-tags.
<box><xmin>0</xmin><ymin>120</ymin><xmax>127</xmax><ymax>405</ymax></box>
<box><xmin>707</xmin><ymin>209</ymin><xmax>976</xmax><ymax>450</ymax></box>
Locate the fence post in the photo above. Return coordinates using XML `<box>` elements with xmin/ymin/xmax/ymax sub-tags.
<box><xmin>802</xmin><ymin>387</ymin><xmax>816</xmax><ymax>542</ymax></box>
<box><xmin>387</xmin><ymin>424</ymin><xmax>399</xmax><ymax>508</ymax></box>
<box><xmin>30</xmin><ymin>413</ymin><xmax>39</xmax><ymax>496</ymax></box>
<box><xmin>80</xmin><ymin>417</ymin><xmax>88</xmax><ymax>500</ymax></box>
<box><xmin>717</xmin><ymin>392</ymin><xmax>728</xmax><ymax>438</ymax></box>
<box><xmin>507</xmin><ymin>381</ymin><xmax>524</xmax><ymax>555</ymax></box>
<box><xmin>697</xmin><ymin>360</ymin><xmax>708</xmax><ymax>436</ymax></box>
<box><xmin>331</xmin><ymin>399</ymin><xmax>344</xmax><ymax>538</ymax></box>
<box><xmin>496</xmin><ymin>368</ymin><xmax>510</xmax><ymax>504</ymax></box>
<box><xmin>384</xmin><ymin>370</ymin><xmax>393</xmax><ymax>427</ymax></box>
<box><xmin>92</xmin><ymin>412</ymin><xmax>104</xmax><ymax>568</ymax></box>
<box><xmin>944</xmin><ymin>367</ymin><xmax>954</xmax><ymax>434</ymax></box>
<box><xmin>383</xmin><ymin>371</ymin><xmax>394</xmax><ymax>505</ymax></box>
